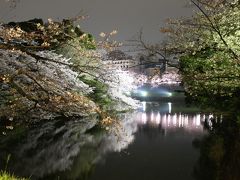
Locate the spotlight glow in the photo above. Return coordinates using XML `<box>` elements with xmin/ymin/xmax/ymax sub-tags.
<box><xmin>141</xmin><ymin>91</ymin><xmax>148</xmax><ymax>97</ymax></box>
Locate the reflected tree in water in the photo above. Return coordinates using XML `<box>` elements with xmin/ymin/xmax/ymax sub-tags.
<box><xmin>193</xmin><ymin>101</ymin><xmax>240</xmax><ymax>180</ymax></box>
<box><xmin>0</xmin><ymin>113</ymin><xmax>138</xmax><ymax>179</ymax></box>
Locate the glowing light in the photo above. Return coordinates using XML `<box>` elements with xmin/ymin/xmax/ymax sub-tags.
<box><xmin>196</xmin><ymin>114</ymin><xmax>201</xmax><ymax>127</ymax></box>
<box><xmin>185</xmin><ymin>115</ymin><xmax>189</xmax><ymax>125</ymax></box>
<box><xmin>178</xmin><ymin>114</ymin><xmax>181</xmax><ymax>127</ymax></box>
<box><xmin>209</xmin><ymin>114</ymin><xmax>214</xmax><ymax>119</ymax></box>
<box><xmin>140</xmin><ymin>91</ymin><xmax>148</xmax><ymax>97</ymax></box>
<box><xmin>142</xmin><ymin>101</ymin><xmax>146</xmax><ymax>112</ymax></box>
<box><xmin>135</xmin><ymin>111</ymin><xmax>213</xmax><ymax>132</ymax></box>
<box><xmin>163</xmin><ymin>114</ymin><xmax>167</xmax><ymax>126</ymax></box>
<box><xmin>167</xmin><ymin>114</ymin><xmax>171</xmax><ymax>126</ymax></box>
<box><xmin>179</xmin><ymin>114</ymin><xmax>182</xmax><ymax>126</ymax></box>
<box><xmin>151</xmin><ymin>112</ymin><xmax>154</xmax><ymax>121</ymax></box>
<box><xmin>173</xmin><ymin>114</ymin><xmax>177</xmax><ymax>126</ymax></box>
<box><xmin>156</xmin><ymin>113</ymin><xmax>160</xmax><ymax>124</ymax></box>
<box><xmin>168</xmin><ymin>102</ymin><xmax>172</xmax><ymax>114</ymax></box>
<box><xmin>142</xmin><ymin>113</ymin><xmax>147</xmax><ymax>124</ymax></box>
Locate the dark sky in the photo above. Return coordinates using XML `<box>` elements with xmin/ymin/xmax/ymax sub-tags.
<box><xmin>0</xmin><ymin>0</ymin><xmax>193</xmax><ymax>42</ymax></box>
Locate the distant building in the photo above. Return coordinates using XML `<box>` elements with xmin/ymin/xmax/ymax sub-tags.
<box><xmin>103</xmin><ymin>50</ymin><xmax>138</xmax><ymax>71</ymax></box>
<box><xmin>135</xmin><ymin>53</ymin><xmax>180</xmax><ymax>76</ymax></box>
<box><xmin>135</xmin><ymin>53</ymin><xmax>163</xmax><ymax>75</ymax></box>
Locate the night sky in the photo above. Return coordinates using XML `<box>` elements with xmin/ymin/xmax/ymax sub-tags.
<box><xmin>0</xmin><ymin>0</ymin><xmax>193</xmax><ymax>42</ymax></box>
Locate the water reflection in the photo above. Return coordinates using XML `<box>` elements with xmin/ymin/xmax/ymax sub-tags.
<box><xmin>193</xmin><ymin>110</ymin><xmax>240</xmax><ymax>180</ymax></box>
<box><xmin>168</xmin><ymin>102</ymin><xmax>172</xmax><ymax>113</ymax></box>
<box><xmin>0</xmin><ymin>101</ymin><xmax>212</xmax><ymax>180</ymax></box>
<box><xmin>0</xmin><ymin>114</ymin><xmax>138</xmax><ymax>180</ymax></box>
<box><xmin>89</xmin><ymin>101</ymin><xmax>207</xmax><ymax>180</ymax></box>
<box><xmin>137</xmin><ymin>101</ymin><xmax>212</xmax><ymax>134</ymax></box>
<box><xmin>137</xmin><ymin>112</ymin><xmax>205</xmax><ymax>132</ymax></box>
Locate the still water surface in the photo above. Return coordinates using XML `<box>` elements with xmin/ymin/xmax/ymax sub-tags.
<box><xmin>89</xmin><ymin>101</ymin><xmax>207</xmax><ymax>180</ymax></box>
<box><xmin>0</xmin><ymin>100</ymin><xmax>211</xmax><ymax>180</ymax></box>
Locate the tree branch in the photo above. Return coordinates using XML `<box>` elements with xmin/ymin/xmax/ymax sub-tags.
<box><xmin>191</xmin><ymin>0</ymin><xmax>238</xmax><ymax>59</ymax></box>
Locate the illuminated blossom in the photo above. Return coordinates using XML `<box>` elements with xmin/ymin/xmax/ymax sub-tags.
<box><xmin>99</xmin><ymin>32</ymin><xmax>106</xmax><ymax>37</ymax></box>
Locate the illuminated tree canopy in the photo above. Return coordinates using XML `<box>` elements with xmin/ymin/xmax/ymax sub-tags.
<box><xmin>161</xmin><ymin>0</ymin><xmax>240</xmax><ymax>98</ymax></box>
<box><xmin>0</xmin><ymin>18</ymin><xmax>138</xmax><ymax>125</ymax></box>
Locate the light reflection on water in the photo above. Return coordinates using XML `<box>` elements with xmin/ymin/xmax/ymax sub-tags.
<box><xmin>137</xmin><ymin>101</ymin><xmax>214</xmax><ymax>133</ymax></box>
<box><xmin>88</xmin><ymin>101</ymin><xmax>211</xmax><ymax>180</ymax></box>
<box><xmin>137</xmin><ymin>112</ymin><xmax>205</xmax><ymax>131</ymax></box>
<box><xmin>0</xmin><ymin>101</ymin><xmax>215</xmax><ymax>180</ymax></box>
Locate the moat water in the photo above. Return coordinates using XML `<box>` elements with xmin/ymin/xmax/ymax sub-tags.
<box><xmin>1</xmin><ymin>97</ymin><xmax>239</xmax><ymax>180</ymax></box>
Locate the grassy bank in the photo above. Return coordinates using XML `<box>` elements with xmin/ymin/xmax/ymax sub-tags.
<box><xmin>0</xmin><ymin>171</ymin><xmax>27</xmax><ymax>180</ymax></box>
